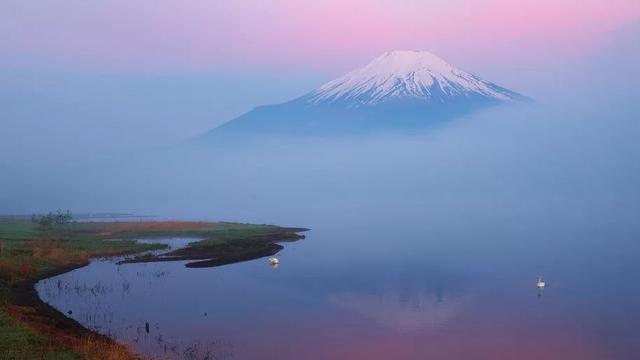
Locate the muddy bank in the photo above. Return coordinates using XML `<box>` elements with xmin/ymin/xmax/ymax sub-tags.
<box><xmin>120</xmin><ymin>228</ymin><xmax>307</xmax><ymax>268</ymax></box>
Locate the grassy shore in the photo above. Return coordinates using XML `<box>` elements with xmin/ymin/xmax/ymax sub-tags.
<box><xmin>0</xmin><ymin>217</ymin><xmax>306</xmax><ymax>359</ymax></box>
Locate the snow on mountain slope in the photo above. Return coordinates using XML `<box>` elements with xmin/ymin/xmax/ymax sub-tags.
<box><xmin>305</xmin><ymin>50</ymin><xmax>523</xmax><ymax>107</ymax></box>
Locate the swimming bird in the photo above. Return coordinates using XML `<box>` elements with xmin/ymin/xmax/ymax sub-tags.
<box><xmin>269</xmin><ymin>257</ymin><xmax>279</xmax><ymax>266</ymax></box>
<box><xmin>536</xmin><ymin>276</ymin><xmax>546</xmax><ymax>289</ymax></box>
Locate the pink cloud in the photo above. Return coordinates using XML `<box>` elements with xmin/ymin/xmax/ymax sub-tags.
<box><xmin>0</xmin><ymin>0</ymin><xmax>638</xmax><ymax>72</ymax></box>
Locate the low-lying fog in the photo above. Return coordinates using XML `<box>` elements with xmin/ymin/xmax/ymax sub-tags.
<box><xmin>1</xmin><ymin>32</ymin><xmax>639</xmax><ymax>240</ymax></box>
<box><xmin>3</xmin><ymin>96</ymin><xmax>638</xmax><ymax>229</ymax></box>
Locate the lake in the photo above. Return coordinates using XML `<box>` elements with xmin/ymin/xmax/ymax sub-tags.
<box><xmin>36</xmin><ymin>215</ymin><xmax>640</xmax><ymax>360</ymax></box>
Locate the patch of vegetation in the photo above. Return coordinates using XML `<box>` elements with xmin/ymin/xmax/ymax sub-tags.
<box><xmin>0</xmin><ymin>309</ymin><xmax>79</xmax><ymax>359</ymax></box>
<box><xmin>31</xmin><ymin>210</ymin><xmax>73</xmax><ymax>231</ymax></box>
<box><xmin>0</xmin><ymin>219</ymin><xmax>167</xmax><ymax>285</ymax></box>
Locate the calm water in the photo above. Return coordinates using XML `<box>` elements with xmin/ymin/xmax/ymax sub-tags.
<box><xmin>36</xmin><ymin>218</ymin><xmax>640</xmax><ymax>360</ymax></box>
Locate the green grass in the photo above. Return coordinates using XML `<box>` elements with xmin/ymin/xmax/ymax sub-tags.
<box><xmin>0</xmin><ymin>311</ymin><xmax>79</xmax><ymax>360</ymax></box>
<box><xmin>0</xmin><ymin>219</ymin><xmax>39</xmax><ymax>241</ymax></box>
<box><xmin>0</xmin><ymin>220</ymin><xmax>168</xmax><ymax>285</ymax></box>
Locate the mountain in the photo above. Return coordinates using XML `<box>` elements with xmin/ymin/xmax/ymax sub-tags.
<box><xmin>205</xmin><ymin>50</ymin><xmax>528</xmax><ymax>138</ymax></box>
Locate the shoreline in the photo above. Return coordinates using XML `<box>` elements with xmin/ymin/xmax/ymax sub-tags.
<box><xmin>11</xmin><ymin>260</ymin><xmax>117</xmax><ymax>341</ymax></box>
<box><xmin>6</xmin><ymin>259</ymin><xmax>139</xmax><ymax>359</ymax></box>
<box><xmin>0</xmin><ymin>219</ymin><xmax>308</xmax><ymax>359</ymax></box>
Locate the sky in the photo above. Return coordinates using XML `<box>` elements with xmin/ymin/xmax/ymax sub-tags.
<box><xmin>1</xmin><ymin>0</ymin><xmax>639</xmax><ymax>216</ymax></box>
<box><xmin>1</xmin><ymin>0</ymin><xmax>639</xmax><ymax>72</ymax></box>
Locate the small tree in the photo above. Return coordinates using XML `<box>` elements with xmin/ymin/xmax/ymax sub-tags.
<box><xmin>55</xmin><ymin>209</ymin><xmax>65</xmax><ymax>225</ymax></box>
<box><xmin>34</xmin><ymin>210</ymin><xmax>72</xmax><ymax>231</ymax></box>
<box><xmin>37</xmin><ymin>215</ymin><xmax>54</xmax><ymax>231</ymax></box>
<box><xmin>64</xmin><ymin>209</ymin><xmax>73</xmax><ymax>223</ymax></box>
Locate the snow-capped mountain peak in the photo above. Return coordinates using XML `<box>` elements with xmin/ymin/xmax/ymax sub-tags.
<box><xmin>306</xmin><ymin>50</ymin><xmax>522</xmax><ymax>107</ymax></box>
<box><xmin>205</xmin><ymin>50</ymin><xmax>529</xmax><ymax>138</ymax></box>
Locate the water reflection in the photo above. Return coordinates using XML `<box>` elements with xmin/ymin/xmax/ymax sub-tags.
<box><xmin>330</xmin><ymin>291</ymin><xmax>464</xmax><ymax>332</ymax></box>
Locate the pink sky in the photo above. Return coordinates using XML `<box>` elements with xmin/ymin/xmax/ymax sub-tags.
<box><xmin>1</xmin><ymin>0</ymin><xmax>638</xmax><ymax>72</ymax></box>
